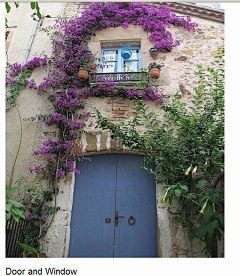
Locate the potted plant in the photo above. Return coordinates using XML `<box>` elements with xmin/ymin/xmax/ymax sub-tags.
<box><xmin>149</xmin><ymin>47</ymin><xmax>159</xmax><ymax>59</ymax></box>
<box><xmin>78</xmin><ymin>64</ymin><xmax>95</xmax><ymax>81</ymax></box>
<box><xmin>84</xmin><ymin>50</ymin><xmax>93</xmax><ymax>59</ymax></box>
<box><xmin>148</xmin><ymin>62</ymin><xmax>163</xmax><ymax>79</ymax></box>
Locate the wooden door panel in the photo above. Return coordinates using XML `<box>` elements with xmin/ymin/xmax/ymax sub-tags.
<box><xmin>68</xmin><ymin>154</ymin><xmax>157</xmax><ymax>257</ymax></box>
<box><xmin>68</xmin><ymin>154</ymin><xmax>116</xmax><ymax>257</ymax></box>
<box><xmin>114</xmin><ymin>154</ymin><xmax>158</xmax><ymax>257</ymax></box>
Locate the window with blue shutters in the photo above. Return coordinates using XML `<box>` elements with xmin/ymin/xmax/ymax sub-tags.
<box><xmin>100</xmin><ymin>46</ymin><xmax>141</xmax><ymax>73</ymax></box>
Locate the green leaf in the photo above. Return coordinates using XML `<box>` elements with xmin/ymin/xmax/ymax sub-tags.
<box><xmin>205</xmin><ymin>233</ymin><xmax>214</xmax><ymax>255</ymax></box>
<box><xmin>180</xmin><ymin>185</ymin><xmax>188</xmax><ymax>192</ymax></box>
<box><xmin>6</xmin><ymin>187</ymin><xmax>17</xmax><ymax>198</ymax></box>
<box><xmin>206</xmin><ymin>219</ymin><xmax>219</xmax><ymax>236</ymax></box>
<box><xmin>13</xmin><ymin>208</ymin><xmax>25</xmax><ymax>219</ymax></box>
<box><xmin>12</xmin><ymin>208</ymin><xmax>20</xmax><ymax>216</ymax></box>
<box><xmin>6</xmin><ymin>204</ymin><xmax>12</xmax><ymax>211</ymax></box>
<box><xmin>17</xmin><ymin>241</ymin><xmax>38</xmax><ymax>254</ymax></box>
<box><xmin>6</xmin><ymin>2</ymin><xmax>11</xmax><ymax>13</ymax></box>
<box><xmin>168</xmin><ymin>193</ymin><xmax>173</xmax><ymax>206</ymax></box>
<box><xmin>197</xmin><ymin>179</ymin><xmax>207</xmax><ymax>190</ymax></box>
<box><xmin>211</xmin><ymin>192</ymin><xmax>222</xmax><ymax>205</ymax></box>
<box><xmin>195</xmin><ymin>223</ymin><xmax>208</xmax><ymax>239</ymax></box>
<box><xmin>6</xmin><ymin>211</ymin><xmax>11</xmax><ymax>221</ymax></box>
<box><xmin>12</xmin><ymin>212</ymin><xmax>20</xmax><ymax>222</ymax></box>
<box><xmin>30</xmin><ymin>2</ymin><xmax>36</xmax><ymax>9</ymax></box>
<box><xmin>35</xmin><ymin>3</ymin><xmax>42</xmax><ymax>19</ymax></box>
<box><xmin>203</xmin><ymin>204</ymin><xmax>214</xmax><ymax>223</ymax></box>
<box><xmin>217</xmin><ymin>214</ymin><xmax>224</xmax><ymax>229</ymax></box>
<box><xmin>174</xmin><ymin>188</ymin><xmax>182</xmax><ymax>198</ymax></box>
<box><xmin>8</xmin><ymin>199</ymin><xmax>25</xmax><ymax>208</ymax></box>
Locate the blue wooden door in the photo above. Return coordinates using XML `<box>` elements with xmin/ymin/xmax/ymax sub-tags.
<box><xmin>68</xmin><ymin>154</ymin><xmax>157</xmax><ymax>257</ymax></box>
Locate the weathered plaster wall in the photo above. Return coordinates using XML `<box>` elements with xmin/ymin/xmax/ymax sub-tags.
<box><xmin>6</xmin><ymin>3</ymin><xmax>65</xmax><ymax>185</ymax></box>
<box><xmin>6</xmin><ymin>3</ymin><xmax>224</xmax><ymax>258</ymax></box>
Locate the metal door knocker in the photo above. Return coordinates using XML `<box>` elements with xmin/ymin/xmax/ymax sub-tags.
<box><xmin>128</xmin><ymin>216</ymin><xmax>136</xmax><ymax>225</ymax></box>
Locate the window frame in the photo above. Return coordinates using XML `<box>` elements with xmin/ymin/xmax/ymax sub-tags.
<box><xmin>100</xmin><ymin>46</ymin><xmax>141</xmax><ymax>73</ymax></box>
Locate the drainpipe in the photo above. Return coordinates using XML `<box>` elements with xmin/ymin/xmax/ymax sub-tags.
<box><xmin>23</xmin><ymin>19</ymin><xmax>40</xmax><ymax>65</ymax></box>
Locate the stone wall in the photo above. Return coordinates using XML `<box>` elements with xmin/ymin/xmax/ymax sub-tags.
<box><xmin>5</xmin><ymin>3</ymin><xmax>224</xmax><ymax>258</ymax></box>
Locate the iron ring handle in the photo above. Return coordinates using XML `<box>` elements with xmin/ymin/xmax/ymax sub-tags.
<box><xmin>128</xmin><ymin>216</ymin><xmax>136</xmax><ymax>225</ymax></box>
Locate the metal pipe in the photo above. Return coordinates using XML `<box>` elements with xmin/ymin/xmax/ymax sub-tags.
<box><xmin>23</xmin><ymin>19</ymin><xmax>40</xmax><ymax>65</ymax></box>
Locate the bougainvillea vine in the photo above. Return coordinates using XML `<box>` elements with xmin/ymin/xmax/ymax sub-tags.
<box><xmin>6</xmin><ymin>2</ymin><xmax>198</xmax><ymax>245</ymax></box>
<box><xmin>6</xmin><ymin>1</ymin><xmax>198</xmax><ymax>178</ymax></box>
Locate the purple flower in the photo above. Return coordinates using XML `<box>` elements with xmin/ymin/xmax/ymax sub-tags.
<box><xmin>56</xmin><ymin>168</ymin><xmax>65</xmax><ymax>178</ymax></box>
<box><xmin>12</xmin><ymin>2</ymin><xmax>197</xmax><ymax>182</ymax></box>
<box><xmin>41</xmin><ymin>216</ymin><xmax>47</xmax><ymax>221</ymax></box>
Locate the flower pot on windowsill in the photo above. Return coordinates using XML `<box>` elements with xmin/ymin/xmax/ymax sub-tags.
<box><xmin>78</xmin><ymin>69</ymin><xmax>89</xmax><ymax>81</ymax></box>
<box><xmin>150</xmin><ymin>67</ymin><xmax>161</xmax><ymax>79</ymax></box>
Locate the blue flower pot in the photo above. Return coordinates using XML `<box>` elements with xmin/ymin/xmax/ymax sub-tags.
<box><xmin>150</xmin><ymin>47</ymin><xmax>158</xmax><ymax>52</ymax></box>
<box><xmin>84</xmin><ymin>51</ymin><xmax>92</xmax><ymax>59</ymax></box>
<box><xmin>121</xmin><ymin>45</ymin><xmax>132</xmax><ymax>59</ymax></box>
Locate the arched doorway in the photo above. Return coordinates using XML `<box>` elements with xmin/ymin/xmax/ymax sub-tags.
<box><xmin>68</xmin><ymin>153</ymin><xmax>157</xmax><ymax>257</ymax></box>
